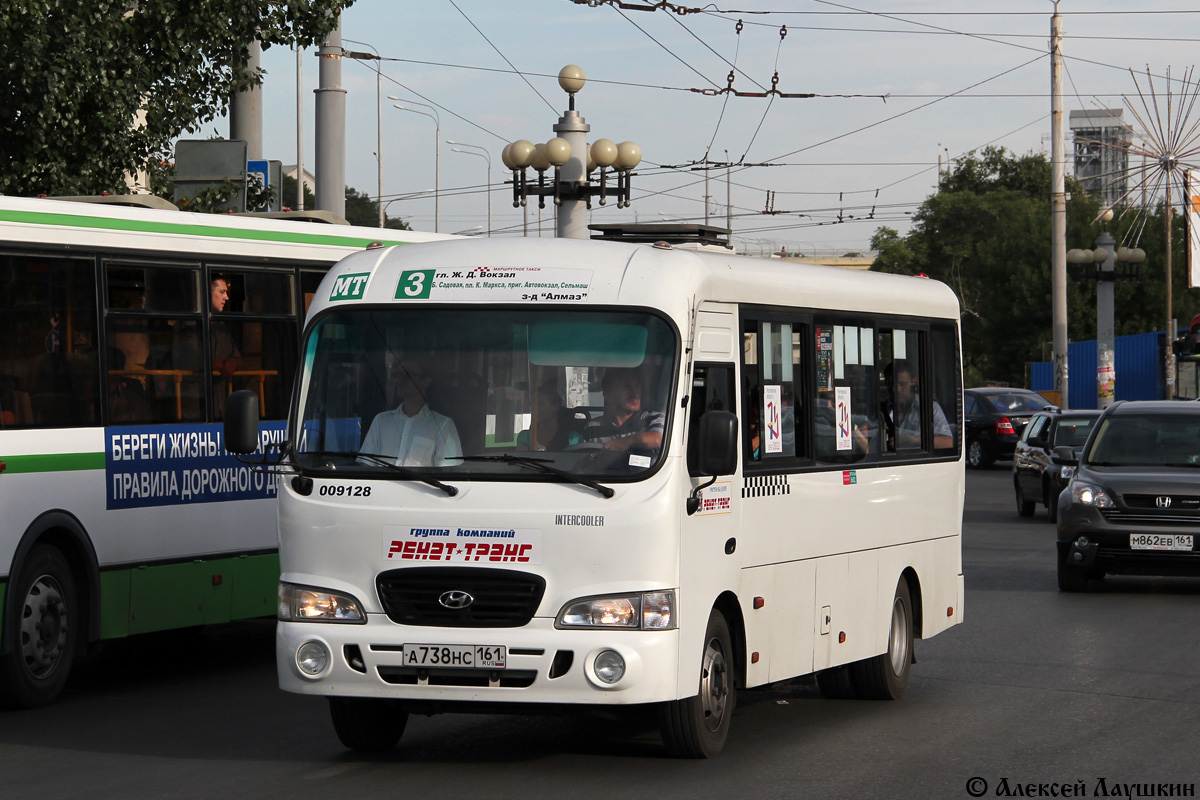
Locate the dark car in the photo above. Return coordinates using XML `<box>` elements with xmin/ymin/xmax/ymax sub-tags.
<box><xmin>964</xmin><ymin>387</ymin><xmax>1056</xmax><ymax>469</ymax></box>
<box><xmin>1056</xmin><ymin>400</ymin><xmax>1200</xmax><ymax>592</ymax></box>
<box><xmin>1013</xmin><ymin>409</ymin><xmax>1102</xmax><ymax>522</ymax></box>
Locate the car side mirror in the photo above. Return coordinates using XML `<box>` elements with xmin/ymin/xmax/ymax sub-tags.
<box><xmin>224</xmin><ymin>390</ymin><xmax>261</xmax><ymax>455</ymax></box>
<box><xmin>687</xmin><ymin>410</ymin><xmax>738</xmax><ymax>516</ymax></box>
<box><xmin>1051</xmin><ymin>445</ymin><xmax>1077</xmax><ymax>466</ymax></box>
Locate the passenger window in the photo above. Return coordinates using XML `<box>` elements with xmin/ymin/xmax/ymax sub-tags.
<box><xmin>743</xmin><ymin>319</ymin><xmax>806</xmax><ymax>464</ymax></box>
<box><xmin>814</xmin><ymin>322</ymin><xmax>877</xmax><ymax>464</ymax></box>
<box><xmin>929</xmin><ymin>324</ymin><xmax>960</xmax><ymax>455</ymax></box>
<box><xmin>104</xmin><ymin>263</ymin><xmax>204</xmax><ymax>424</ymax></box>
<box><xmin>207</xmin><ymin>269</ymin><xmax>298</xmax><ymax>421</ymax></box>
<box><xmin>0</xmin><ymin>252</ymin><xmax>100</xmax><ymax>428</ymax></box>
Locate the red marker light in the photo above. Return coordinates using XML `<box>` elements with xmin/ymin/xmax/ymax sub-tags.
<box><xmin>753</xmin><ymin>597</ymin><xmax>765</xmax><ymax>609</ymax></box>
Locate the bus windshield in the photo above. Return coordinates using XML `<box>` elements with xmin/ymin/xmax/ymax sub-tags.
<box><xmin>295</xmin><ymin>308</ymin><xmax>678</xmax><ymax>479</ymax></box>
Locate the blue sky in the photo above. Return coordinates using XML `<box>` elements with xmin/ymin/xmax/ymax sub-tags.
<box><xmin>199</xmin><ymin>1</ymin><xmax>1200</xmax><ymax>252</ymax></box>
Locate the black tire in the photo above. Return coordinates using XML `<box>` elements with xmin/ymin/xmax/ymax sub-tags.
<box><xmin>659</xmin><ymin>609</ymin><xmax>736</xmax><ymax>758</ymax></box>
<box><xmin>329</xmin><ymin>697</ymin><xmax>409</xmax><ymax>752</ymax></box>
<box><xmin>1015</xmin><ymin>479</ymin><xmax>1035</xmax><ymax>517</ymax></box>
<box><xmin>816</xmin><ymin>664</ymin><xmax>858</xmax><ymax>699</ymax></box>
<box><xmin>1056</xmin><ymin>552</ymin><xmax>1089</xmax><ymax>592</ymax></box>
<box><xmin>850</xmin><ymin>578</ymin><xmax>913</xmax><ymax>701</ymax></box>
<box><xmin>0</xmin><ymin>545</ymin><xmax>79</xmax><ymax>709</ymax></box>
<box><xmin>1045</xmin><ymin>482</ymin><xmax>1059</xmax><ymax>525</ymax></box>
<box><xmin>966</xmin><ymin>439</ymin><xmax>993</xmax><ymax>469</ymax></box>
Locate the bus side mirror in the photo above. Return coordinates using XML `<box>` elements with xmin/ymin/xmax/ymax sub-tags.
<box><xmin>1051</xmin><ymin>445</ymin><xmax>1077</xmax><ymax>466</ymax></box>
<box><xmin>687</xmin><ymin>410</ymin><xmax>738</xmax><ymax>516</ymax></box>
<box><xmin>224</xmin><ymin>390</ymin><xmax>261</xmax><ymax>455</ymax></box>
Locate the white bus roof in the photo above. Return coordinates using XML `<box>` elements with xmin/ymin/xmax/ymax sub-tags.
<box><xmin>310</xmin><ymin>237</ymin><xmax>961</xmax><ymax>322</ymax></box>
<box><xmin>0</xmin><ymin>195</ymin><xmax>450</xmax><ymax>262</ymax></box>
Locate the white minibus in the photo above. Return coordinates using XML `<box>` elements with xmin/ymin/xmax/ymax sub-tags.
<box><xmin>227</xmin><ymin>236</ymin><xmax>964</xmax><ymax>757</ymax></box>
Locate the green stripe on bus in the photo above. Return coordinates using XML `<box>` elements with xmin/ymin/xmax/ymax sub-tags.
<box><xmin>0</xmin><ymin>452</ymin><xmax>105</xmax><ymax>473</ymax></box>
<box><xmin>0</xmin><ymin>209</ymin><xmax>414</xmax><ymax>249</ymax></box>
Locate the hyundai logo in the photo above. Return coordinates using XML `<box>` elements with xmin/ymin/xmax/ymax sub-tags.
<box><xmin>439</xmin><ymin>590</ymin><xmax>475</xmax><ymax>609</ymax></box>
<box><xmin>1156</xmin><ymin>496</ymin><xmax>1173</xmax><ymax>509</ymax></box>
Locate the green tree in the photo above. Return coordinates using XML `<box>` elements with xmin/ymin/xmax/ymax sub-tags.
<box><xmin>0</xmin><ymin>0</ymin><xmax>355</xmax><ymax>196</ymax></box>
<box><xmin>869</xmin><ymin>146</ymin><xmax>1198</xmax><ymax>387</ymax></box>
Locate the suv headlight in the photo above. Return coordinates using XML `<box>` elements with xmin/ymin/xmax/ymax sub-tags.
<box><xmin>1070</xmin><ymin>481</ymin><xmax>1114</xmax><ymax>508</ymax></box>
<box><xmin>278</xmin><ymin>582</ymin><xmax>366</xmax><ymax>623</ymax></box>
<box><xmin>556</xmin><ymin>590</ymin><xmax>676</xmax><ymax>630</ymax></box>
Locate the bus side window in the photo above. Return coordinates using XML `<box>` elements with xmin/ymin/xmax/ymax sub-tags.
<box><xmin>0</xmin><ymin>253</ymin><xmax>100</xmax><ymax>428</ymax></box>
<box><xmin>687</xmin><ymin>363</ymin><xmax>736</xmax><ymax>476</ymax></box>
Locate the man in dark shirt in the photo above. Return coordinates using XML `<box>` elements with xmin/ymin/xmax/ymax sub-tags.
<box><xmin>583</xmin><ymin>368</ymin><xmax>664</xmax><ymax>452</ymax></box>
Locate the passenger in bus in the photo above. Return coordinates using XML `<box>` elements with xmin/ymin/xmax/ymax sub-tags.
<box><xmin>517</xmin><ymin>385</ymin><xmax>583</xmax><ymax>451</ymax></box>
<box><xmin>359</xmin><ymin>354</ymin><xmax>462</xmax><ymax>467</ymax></box>
<box><xmin>582</xmin><ymin>367</ymin><xmax>664</xmax><ymax>452</ymax></box>
<box><xmin>883</xmin><ymin>360</ymin><xmax>953</xmax><ymax>450</ymax></box>
<box><xmin>210</xmin><ymin>275</ymin><xmax>243</xmax><ymax>415</ymax></box>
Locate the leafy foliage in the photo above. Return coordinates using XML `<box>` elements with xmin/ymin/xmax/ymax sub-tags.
<box><xmin>0</xmin><ymin>0</ymin><xmax>355</xmax><ymax>196</ymax></box>
<box><xmin>870</xmin><ymin>146</ymin><xmax>1196</xmax><ymax>387</ymax></box>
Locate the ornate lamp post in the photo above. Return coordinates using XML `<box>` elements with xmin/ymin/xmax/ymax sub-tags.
<box><xmin>503</xmin><ymin>66</ymin><xmax>641</xmax><ymax>239</ymax></box>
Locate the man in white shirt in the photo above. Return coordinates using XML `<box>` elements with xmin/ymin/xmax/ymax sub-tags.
<box><xmin>360</xmin><ymin>355</ymin><xmax>462</xmax><ymax>466</ymax></box>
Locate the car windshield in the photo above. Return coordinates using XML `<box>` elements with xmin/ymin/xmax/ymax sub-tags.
<box><xmin>987</xmin><ymin>392</ymin><xmax>1052</xmax><ymax>413</ymax></box>
<box><xmin>1051</xmin><ymin>417</ymin><xmax>1096</xmax><ymax>448</ymax></box>
<box><xmin>294</xmin><ymin>308</ymin><xmax>677</xmax><ymax>479</ymax></box>
<box><xmin>1086</xmin><ymin>414</ymin><xmax>1200</xmax><ymax>466</ymax></box>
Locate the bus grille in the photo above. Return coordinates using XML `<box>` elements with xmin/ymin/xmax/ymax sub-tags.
<box><xmin>375</xmin><ymin>567</ymin><xmax>546</xmax><ymax>628</ymax></box>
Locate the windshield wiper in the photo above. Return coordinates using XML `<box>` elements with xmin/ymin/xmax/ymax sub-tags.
<box><xmin>303</xmin><ymin>450</ymin><xmax>458</xmax><ymax>496</ymax></box>
<box><xmin>453</xmin><ymin>454</ymin><xmax>614</xmax><ymax>499</ymax></box>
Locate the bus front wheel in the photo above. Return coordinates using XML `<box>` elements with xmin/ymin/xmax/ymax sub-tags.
<box><xmin>329</xmin><ymin>697</ymin><xmax>409</xmax><ymax>751</ymax></box>
<box><xmin>658</xmin><ymin>609</ymin><xmax>736</xmax><ymax>758</ymax></box>
<box><xmin>0</xmin><ymin>544</ymin><xmax>79</xmax><ymax>709</ymax></box>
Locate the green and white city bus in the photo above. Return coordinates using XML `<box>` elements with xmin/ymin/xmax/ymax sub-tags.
<box><xmin>0</xmin><ymin>195</ymin><xmax>448</xmax><ymax>707</ymax></box>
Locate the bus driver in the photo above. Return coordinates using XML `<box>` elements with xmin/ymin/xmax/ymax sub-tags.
<box><xmin>583</xmin><ymin>367</ymin><xmax>665</xmax><ymax>453</ymax></box>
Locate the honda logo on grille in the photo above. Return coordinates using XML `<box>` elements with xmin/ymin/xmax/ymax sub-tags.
<box><xmin>439</xmin><ymin>590</ymin><xmax>475</xmax><ymax>609</ymax></box>
<box><xmin>1156</xmin><ymin>496</ymin><xmax>1173</xmax><ymax>509</ymax></box>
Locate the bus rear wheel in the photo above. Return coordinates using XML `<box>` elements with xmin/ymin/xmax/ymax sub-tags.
<box><xmin>0</xmin><ymin>545</ymin><xmax>79</xmax><ymax>709</ymax></box>
<box><xmin>329</xmin><ymin>697</ymin><xmax>409</xmax><ymax>751</ymax></box>
<box><xmin>850</xmin><ymin>578</ymin><xmax>913</xmax><ymax>700</ymax></box>
<box><xmin>658</xmin><ymin>609</ymin><xmax>736</xmax><ymax>758</ymax></box>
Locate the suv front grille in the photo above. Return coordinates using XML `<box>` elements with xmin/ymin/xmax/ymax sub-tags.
<box><xmin>1103</xmin><ymin>493</ymin><xmax>1200</xmax><ymax>526</ymax></box>
<box><xmin>376</xmin><ymin>567</ymin><xmax>546</xmax><ymax>628</ymax></box>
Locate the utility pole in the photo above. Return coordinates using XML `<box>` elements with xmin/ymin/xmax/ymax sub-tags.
<box><xmin>315</xmin><ymin>17</ymin><xmax>346</xmax><ymax>217</ymax></box>
<box><xmin>1050</xmin><ymin>3</ymin><xmax>1069</xmax><ymax>408</ymax></box>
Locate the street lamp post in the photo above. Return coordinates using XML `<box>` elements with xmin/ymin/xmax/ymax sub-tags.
<box><xmin>448</xmin><ymin>141</ymin><xmax>491</xmax><ymax>237</ymax></box>
<box><xmin>343</xmin><ymin>40</ymin><xmax>383</xmax><ymax>227</ymax></box>
<box><xmin>389</xmin><ymin>97</ymin><xmax>440</xmax><ymax>233</ymax></box>
<box><xmin>1067</xmin><ymin>210</ymin><xmax>1146</xmax><ymax>408</ymax></box>
<box><xmin>504</xmin><ymin>66</ymin><xmax>641</xmax><ymax>240</ymax></box>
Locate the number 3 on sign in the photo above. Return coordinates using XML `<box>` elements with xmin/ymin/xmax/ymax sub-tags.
<box><xmin>396</xmin><ymin>269</ymin><xmax>435</xmax><ymax>299</ymax></box>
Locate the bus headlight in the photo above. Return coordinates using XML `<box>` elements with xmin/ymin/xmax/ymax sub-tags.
<box><xmin>556</xmin><ymin>591</ymin><xmax>675</xmax><ymax>630</ymax></box>
<box><xmin>278</xmin><ymin>582</ymin><xmax>366</xmax><ymax>623</ymax></box>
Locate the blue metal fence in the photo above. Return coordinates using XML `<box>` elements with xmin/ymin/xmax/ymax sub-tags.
<box><xmin>1030</xmin><ymin>330</ymin><xmax>1164</xmax><ymax>408</ymax></box>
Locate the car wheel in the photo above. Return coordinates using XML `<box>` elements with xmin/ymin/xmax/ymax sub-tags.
<box><xmin>849</xmin><ymin>578</ymin><xmax>913</xmax><ymax>700</ymax></box>
<box><xmin>659</xmin><ymin>609</ymin><xmax>736</xmax><ymax>758</ymax></box>
<box><xmin>1015</xmin><ymin>478</ymin><xmax>1035</xmax><ymax>517</ymax></box>
<box><xmin>0</xmin><ymin>545</ymin><xmax>79</xmax><ymax>709</ymax></box>
<box><xmin>329</xmin><ymin>697</ymin><xmax>409</xmax><ymax>751</ymax></box>
<box><xmin>966</xmin><ymin>438</ymin><xmax>994</xmax><ymax>469</ymax></box>
<box><xmin>1056</xmin><ymin>552</ymin><xmax>1090</xmax><ymax>592</ymax></box>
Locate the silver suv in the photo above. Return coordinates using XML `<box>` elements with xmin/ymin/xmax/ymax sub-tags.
<box><xmin>1055</xmin><ymin>400</ymin><xmax>1200</xmax><ymax>592</ymax></box>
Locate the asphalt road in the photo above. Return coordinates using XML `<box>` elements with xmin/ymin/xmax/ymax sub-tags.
<box><xmin>2</xmin><ymin>466</ymin><xmax>1197</xmax><ymax>800</ymax></box>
